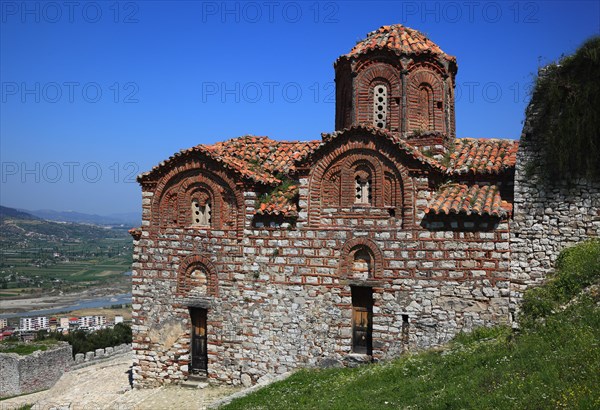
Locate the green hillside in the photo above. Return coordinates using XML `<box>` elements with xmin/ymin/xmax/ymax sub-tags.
<box><xmin>0</xmin><ymin>206</ymin><xmax>132</xmax><ymax>296</ymax></box>
<box><xmin>528</xmin><ymin>36</ymin><xmax>600</xmax><ymax>180</ymax></box>
<box><xmin>223</xmin><ymin>239</ymin><xmax>600</xmax><ymax>409</ymax></box>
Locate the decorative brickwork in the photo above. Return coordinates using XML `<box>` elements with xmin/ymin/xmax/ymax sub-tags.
<box><xmin>177</xmin><ymin>254</ymin><xmax>219</xmax><ymax>298</ymax></box>
<box><xmin>131</xmin><ymin>24</ymin><xmax>525</xmax><ymax>388</ymax></box>
<box><xmin>335</xmin><ymin>25</ymin><xmax>457</xmax><ymax>139</ymax></box>
<box><xmin>406</xmin><ymin>65</ymin><xmax>445</xmax><ymax>133</ymax></box>
<box><xmin>307</xmin><ymin>129</ymin><xmax>412</xmax><ymax>227</ymax></box>
<box><xmin>149</xmin><ymin>160</ymin><xmax>245</xmax><ymax>236</ymax></box>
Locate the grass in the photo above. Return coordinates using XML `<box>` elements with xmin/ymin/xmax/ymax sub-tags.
<box><xmin>223</xmin><ymin>239</ymin><xmax>600</xmax><ymax>409</ymax></box>
<box><xmin>521</xmin><ymin>238</ymin><xmax>600</xmax><ymax>324</ymax></box>
<box><xmin>0</xmin><ymin>339</ymin><xmax>59</xmax><ymax>356</ymax></box>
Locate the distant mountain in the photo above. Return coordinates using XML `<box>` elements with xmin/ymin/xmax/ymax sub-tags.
<box><xmin>0</xmin><ymin>206</ymin><xmax>40</xmax><ymax>221</ymax></box>
<box><xmin>23</xmin><ymin>209</ymin><xmax>141</xmax><ymax>226</ymax></box>
<box><xmin>0</xmin><ymin>205</ymin><xmax>131</xmax><ymax>245</ymax></box>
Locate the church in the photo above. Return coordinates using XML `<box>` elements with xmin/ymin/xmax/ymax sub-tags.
<box><xmin>130</xmin><ymin>24</ymin><xmax>518</xmax><ymax>387</ymax></box>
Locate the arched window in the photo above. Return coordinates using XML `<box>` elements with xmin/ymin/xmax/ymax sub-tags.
<box><xmin>372</xmin><ymin>84</ymin><xmax>388</xmax><ymax>129</ymax></box>
<box><xmin>177</xmin><ymin>255</ymin><xmax>219</xmax><ymax>298</ymax></box>
<box><xmin>354</xmin><ymin>165</ymin><xmax>372</xmax><ymax>205</ymax></box>
<box><xmin>189</xmin><ymin>268</ymin><xmax>208</xmax><ymax>295</ymax></box>
<box><xmin>352</xmin><ymin>248</ymin><xmax>373</xmax><ymax>280</ymax></box>
<box><xmin>191</xmin><ymin>192</ymin><xmax>211</xmax><ymax>226</ymax></box>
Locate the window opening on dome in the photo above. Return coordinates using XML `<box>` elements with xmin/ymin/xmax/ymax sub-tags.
<box><xmin>373</xmin><ymin>84</ymin><xmax>388</xmax><ymax>129</ymax></box>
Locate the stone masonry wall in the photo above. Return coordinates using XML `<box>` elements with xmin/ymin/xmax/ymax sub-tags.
<box><xmin>0</xmin><ymin>343</ymin><xmax>72</xmax><ymax>398</ymax></box>
<box><xmin>0</xmin><ymin>343</ymin><xmax>132</xmax><ymax>398</ymax></box>
<box><xmin>132</xmin><ymin>168</ymin><xmax>512</xmax><ymax>388</ymax></box>
<box><xmin>510</xmin><ymin>103</ymin><xmax>600</xmax><ymax>308</ymax></box>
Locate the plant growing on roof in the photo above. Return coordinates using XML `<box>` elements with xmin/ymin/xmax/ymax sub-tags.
<box><xmin>440</xmin><ymin>144</ymin><xmax>455</xmax><ymax>168</ymax></box>
<box><xmin>257</xmin><ymin>175</ymin><xmax>298</xmax><ymax>206</ymax></box>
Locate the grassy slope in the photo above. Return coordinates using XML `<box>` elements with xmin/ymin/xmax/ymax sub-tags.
<box><xmin>224</xmin><ymin>240</ymin><xmax>600</xmax><ymax>409</ymax></box>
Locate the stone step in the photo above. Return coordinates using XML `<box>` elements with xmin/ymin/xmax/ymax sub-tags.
<box><xmin>181</xmin><ymin>374</ymin><xmax>209</xmax><ymax>389</ymax></box>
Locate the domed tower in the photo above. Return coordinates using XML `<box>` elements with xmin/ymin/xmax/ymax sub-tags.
<box><xmin>335</xmin><ymin>25</ymin><xmax>458</xmax><ymax>141</ymax></box>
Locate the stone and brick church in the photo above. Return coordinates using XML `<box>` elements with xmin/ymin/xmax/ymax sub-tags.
<box><xmin>130</xmin><ymin>24</ymin><xmax>520</xmax><ymax>387</ymax></box>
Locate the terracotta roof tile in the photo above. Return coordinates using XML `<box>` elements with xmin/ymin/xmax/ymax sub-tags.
<box><xmin>138</xmin><ymin>132</ymin><xmax>517</xmax><ymax>186</ymax></box>
<box><xmin>202</xmin><ymin>136</ymin><xmax>319</xmax><ymax>180</ymax></box>
<box><xmin>426</xmin><ymin>184</ymin><xmax>509</xmax><ymax>218</ymax></box>
<box><xmin>139</xmin><ymin>136</ymin><xmax>319</xmax><ymax>185</ymax></box>
<box><xmin>255</xmin><ymin>184</ymin><xmax>299</xmax><ymax>217</ymax></box>
<box><xmin>340</xmin><ymin>24</ymin><xmax>456</xmax><ymax>63</ymax></box>
<box><xmin>446</xmin><ymin>138</ymin><xmax>518</xmax><ymax>175</ymax></box>
<box><xmin>313</xmin><ymin>124</ymin><xmax>446</xmax><ymax>172</ymax></box>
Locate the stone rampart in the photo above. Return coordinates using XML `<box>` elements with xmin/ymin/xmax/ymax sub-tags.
<box><xmin>0</xmin><ymin>343</ymin><xmax>72</xmax><ymax>398</ymax></box>
<box><xmin>510</xmin><ymin>103</ymin><xmax>600</xmax><ymax>309</ymax></box>
<box><xmin>0</xmin><ymin>343</ymin><xmax>132</xmax><ymax>398</ymax></box>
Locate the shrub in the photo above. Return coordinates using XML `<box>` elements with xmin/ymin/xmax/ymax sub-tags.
<box><xmin>47</xmin><ymin>323</ymin><xmax>132</xmax><ymax>357</ymax></box>
<box><xmin>528</xmin><ymin>36</ymin><xmax>600</xmax><ymax>181</ymax></box>
<box><xmin>521</xmin><ymin>238</ymin><xmax>600</xmax><ymax>323</ymax></box>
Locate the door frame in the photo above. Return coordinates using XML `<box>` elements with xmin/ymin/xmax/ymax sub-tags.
<box><xmin>351</xmin><ymin>286</ymin><xmax>373</xmax><ymax>355</ymax></box>
<box><xmin>189</xmin><ymin>307</ymin><xmax>208</xmax><ymax>375</ymax></box>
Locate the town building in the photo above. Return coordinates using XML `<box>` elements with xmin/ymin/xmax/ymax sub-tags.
<box><xmin>77</xmin><ymin>316</ymin><xmax>106</xmax><ymax>329</ymax></box>
<box><xmin>18</xmin><ymin>317</ymin><xmax>48</xmax><ymax>332</ymax></box>
<box><xmin>59</xmin><ymin>317</ymin><xmax>70</xmax><ymax>330</ymax></box>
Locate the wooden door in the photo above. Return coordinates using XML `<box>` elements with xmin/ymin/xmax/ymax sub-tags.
<box><xmin>351</xmin><ymin>287</ymin><xmax>373</xmax><ymax>355</ymax></box>
<box><xmin>190</xmin><ymin>308</ymin><xmax>208</xmax><ymax>374</ymax></box>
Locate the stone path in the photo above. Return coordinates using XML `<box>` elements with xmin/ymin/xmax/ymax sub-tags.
<box><xmin>0</xmin><ymin>354</ymin><xmax>241</xmax><ymax>410</ymax></box>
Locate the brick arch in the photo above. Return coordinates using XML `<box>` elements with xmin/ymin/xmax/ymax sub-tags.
<box><xmin>309</xmin><ymin>135</ymin><xmax>413</xmax><ymax>227</ymax></box>
<box><xmin>407</xmin><ymin>65</ymin><xmax>445</xmax><ymax>133</ymax></box>
<box><xmin>177</xmin><ymin>254</ymin><xmax>219</xmax><ymax>298</ymax></box>
<box><xmin>159</xmin><ymin>186</ymin><xmax>179</xmax><ymax>227</ymax></box>
<box><xmin>405</xmin><ymin>58</ymin><xmax>447</xmax><ymax>77</ymax></box>
<box><xmin>177</xmin><ymin>177</ymin><xmax>227</xmax><ymax>229</ymax></box>
<box><xmin>339</xmin><ymin>238</ymin><xmax>384</xmax><ymax>280</ymax></box>
<box><xmin>355</xmin><ymin>63</ymin><xmax>401</xmax><ymax>130</ymax></box>
<box><xmin>322</xmin><ymin>162</ymin><xmax>342</xmax><ymax>207</ymax></box>
<box><xmin>353</xmin><ymin>51</ymin><xmax>404</xmax><ymax>73</ymax></box>
<box><xmin>341</xmin><ymin>154</ymin><xmax>384</xmax><ymax>207</ymax></box>
<box><xmin>150</xmin><ymin>159</ymin><xmax>245</xmax><ymax>235</ymax></box>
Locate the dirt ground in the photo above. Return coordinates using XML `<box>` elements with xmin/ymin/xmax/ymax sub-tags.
<box><xmin>0</xmin><ymin>288</ymin><xmax>128</xmax><ymax>315</ymax></box>
<box><xmin>1</xmin><ymin>353</ymin><xmax>241</xmax><ymax>410</ymax></box>
<box><xmin>60</xmin><ymin>307</ymin><xmax>132</xmax><ymax>321</ymax></box>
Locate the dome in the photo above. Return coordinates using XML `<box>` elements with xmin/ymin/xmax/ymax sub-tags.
<box><xmin>341</xmin><ymin>24</ymin><xmax>455</xmax><ymax>63</ymax></box>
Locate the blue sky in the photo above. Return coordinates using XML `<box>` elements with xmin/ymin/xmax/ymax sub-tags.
<box><xmin>1</xmin><ymin>1</ymin><xmax>598</xmax><ymax>215</ymax></box>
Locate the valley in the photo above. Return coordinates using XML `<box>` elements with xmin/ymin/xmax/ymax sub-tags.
<box><xmin>0</xmin><ymin>206</ymin><xmax>133</xmax><ymax>315</ymax></box>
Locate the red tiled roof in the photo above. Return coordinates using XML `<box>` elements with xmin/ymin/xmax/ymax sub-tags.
<box><xmin>204</xmin><ymin>136</ymin><xmax>319</xmax><ymax>176</ymax></box>
<box><xmin>341</xmin><ymin>24</ymin><xmax>456</xmax><ymax>62</ymax></box>
<box><xmin>311</xmin><ymin>124</ymin><xmax>446</xmax><ymax>172</ymax></box>
<box><xmin>446</xmin><ymin>138</ymin><xmax>518</xmax><ymax>175</ymax></box>
<box><xmin>426</xmin><ymin>184</ymin><xmax>510</xmax><ymax>217</ymax></box>
<box><xmin>139</xmin><ymin>136</ymin><xmax>319</xmax><ymax>185</ymax></box>
<box><xmin>255</xmin><ymin>184</ymin><xmax>299</xmax><ymax>217</ymax></box>
<box><xmin>139</xmin><ymin>132</ymin><xmax>517</xmax><ymax>187</ymax></box>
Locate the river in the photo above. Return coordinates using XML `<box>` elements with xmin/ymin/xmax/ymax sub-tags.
<box><xmin>0</xmin><ymin>293</ymin><xmax>132</xmax><ymax>319</ymax></box>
